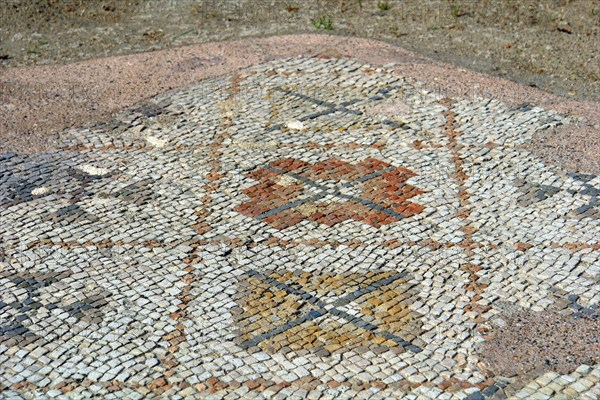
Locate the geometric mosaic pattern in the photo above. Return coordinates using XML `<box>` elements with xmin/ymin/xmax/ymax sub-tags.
<box><xmin>1</xmin><ymin>57</ymin><xmax>599</xmax><ymax>399</ymax></box>
<box><xmin>236</xmin><ymin>158</ymin><xmax>424</xmax><ymax>229</ymax></box>
<box><xmin>515</xmin><ymin>173</ymin><xmax>600</xmax><ymax>219</ymax></box>
<box><xmin>0</xmin><ymin>269</ymin><xmax>111</xmax><ymax>347</ymax></box>
<box><xmin>234</xmin><ymin>269</ymin><xmax>423</xmax><ymax>355</ymax></box>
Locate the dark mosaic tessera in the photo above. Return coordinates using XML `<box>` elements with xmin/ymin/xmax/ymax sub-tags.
<box><xmin>1</xmin><ymin>58</ymin><xmax>599</xmax><ymax>399</ymax></box>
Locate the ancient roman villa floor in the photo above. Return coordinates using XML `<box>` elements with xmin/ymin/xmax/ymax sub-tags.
<box><xmin>1</xmin><ymin>57</ymin><xmax>599</xmax><ymax>399</ymax></box>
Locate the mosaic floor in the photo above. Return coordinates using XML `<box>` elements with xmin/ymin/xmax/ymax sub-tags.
<box><xmin>1</xmin><ymin>58</ymin><xmax>599</xmax><ymax>399</ymax></box>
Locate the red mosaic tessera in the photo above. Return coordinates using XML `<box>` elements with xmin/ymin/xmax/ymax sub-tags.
<box><xmin>236</xmin><ymin>157</ymin><xmax>425</xmax><ymax>229</ymax></box>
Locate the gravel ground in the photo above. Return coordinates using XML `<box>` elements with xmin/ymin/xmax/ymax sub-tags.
<box><xmin>480</xmin><ymin>308</ymin><xmax>600</xmax><ymax>378</ymax></box>
<box><xmin>1</xmin><ymin>0</ymin><xmax>598</xmax><ymax>101</ymax></box>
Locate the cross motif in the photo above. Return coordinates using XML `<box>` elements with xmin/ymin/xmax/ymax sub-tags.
<box><xmin>236</xmin><ymin>158</ymin><xmax>425</xmax><ymax>229</ymax></box>
<box><xmin>234</xmin><ymin>269</ymin><xmax>423</xmax><ymax>355</ymax></box>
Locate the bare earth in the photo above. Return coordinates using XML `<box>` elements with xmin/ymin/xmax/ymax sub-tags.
<box><xmin>1</xmin><ymin>1</ymin><xmax>598</xmax><ymax>100</ymax></box>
